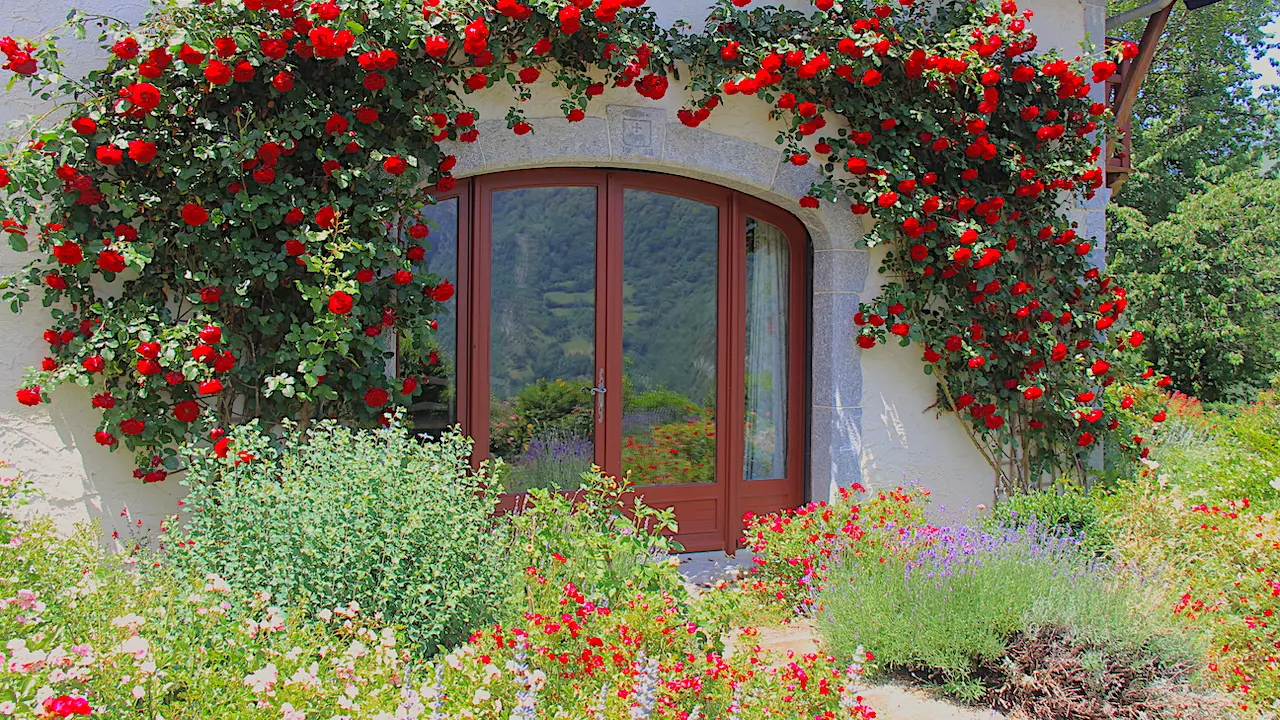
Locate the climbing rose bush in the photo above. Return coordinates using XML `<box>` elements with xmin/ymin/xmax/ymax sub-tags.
<box><xmin>0</xmin><ymin>0</ymin><xmax>1163</xmax><ymax>483</ymax></box>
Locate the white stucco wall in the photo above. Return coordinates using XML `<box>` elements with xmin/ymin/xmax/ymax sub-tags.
<box><xmin>1</xmin><ymin>0</ymin><xmax>1101</xmax><ymax>533</ymax></box>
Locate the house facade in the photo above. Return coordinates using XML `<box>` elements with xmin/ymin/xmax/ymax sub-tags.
<box><xmin>0</xmin><ymin>0</ymin><xmax>1109</xmax><ymax>550</ymax></box>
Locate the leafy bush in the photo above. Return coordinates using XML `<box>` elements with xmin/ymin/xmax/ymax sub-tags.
<box><xmin>173</xmin><ymin>420</ymin><xmax>508</xmax><ymax>653</ymax></box>
<box><xmin>502</xmin><ymin>469</ymin><xmax>687</xmax><ymax>620</ymax></box>
<box><xmin>818</xmin><ymin>521</ymin><xmax>1209</xmax><ymax>714</ymax></box>
<box><xmin>986</xmin><ymin>486</ymin><xmax>1112</xmax><ymax>553</ymax></box>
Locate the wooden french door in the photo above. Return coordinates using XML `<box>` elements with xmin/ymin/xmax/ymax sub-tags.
<box><xmin>413</xmin><ymin>169</ymin><xmax>806</xmax><ymax>552</ymax></box>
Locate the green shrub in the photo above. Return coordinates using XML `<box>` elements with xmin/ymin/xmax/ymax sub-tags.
<box><xmin>986</xmin><ymin>486</ymin><xmax>1113</xmax><ymax>553</ymax></box>
<box><xmin>173</xmin><ymin>419</ymin><xmax>508</xmax><ymax>653</ymax></box>
<box><xmin>502</xmin><ymin>469</ymin><xmax>688</xmax><ymax>619</ymax></box>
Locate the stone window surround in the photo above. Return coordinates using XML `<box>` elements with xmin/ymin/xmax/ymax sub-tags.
<box><xmin>440</xmin><ymin>104</ymin><xmax>870</xmax><ymax>504</ymax></box>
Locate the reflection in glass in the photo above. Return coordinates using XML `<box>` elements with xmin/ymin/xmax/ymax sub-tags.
<box><xmin>407</xmin><ymin>198</ymin><xmax>458</xmax><ymax>432</ymax></box>
<box><xmin>620</xmin><ymin>189</ymin><xmax>718</xmax><ymax>486</ymax></box>
<box><xmin>744</xmin><ymin>219</ymin><xmax>788</xmax><ymax>480</ymax></box>
<box><xmin>488</xmin><ymin>186</ymin><xmax>597</xmax><ymax>493</ymax></box>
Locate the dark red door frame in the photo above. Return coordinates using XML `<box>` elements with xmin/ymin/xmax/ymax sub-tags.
<box><xmin>432</xmin><ymin>169</ymin><xmax>807</xmax><ymax>553</ymax></box>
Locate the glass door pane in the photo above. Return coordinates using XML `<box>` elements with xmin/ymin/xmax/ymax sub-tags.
<box><xmin>489</xmin><ymin>186</ymin><xmax>597</xmax><ymax>492</ymax></box>
<box><xmin>407</xmin><ymin>198</ymin><xmax>458</xmax><ymax>432</ymax></box>
<box><xmin>620</xmin><ymin>189</ymin><xmax>719</xmax><ymax>486</ymax></box>
<box><xmin>744</xmin><ymin>218</ymin><xmax>789</xmax><ymax>480</ymax></box>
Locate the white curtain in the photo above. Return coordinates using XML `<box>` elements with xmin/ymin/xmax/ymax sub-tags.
<box><xmin>744</xmin><ymin>219</ymin><xmax>788</xmax><ymax>480</ymax></box>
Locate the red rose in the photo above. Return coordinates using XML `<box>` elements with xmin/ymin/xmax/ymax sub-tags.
<box><xmin>408</xmin><ymin>224</ymin><xmax>429</xmax><ymax>240</ymax></box>
<box><xmin>856</xmin><ymin>334</ymin><xmax>876</xmax><ymax>349</ymax></box>
<box><xmin>143</xmin><ymin>470</ymin><xmax>168</xmax><ymax>483</ymax></box>
<box><xmin>876</xmin><ymin>192</ymin><xmax>898</xmax><ymax>208</ymax></box>
<box><xmin>383</xmin><ymin>155</ymin><xmax>409</xmax><ymax>175</ymax></box>
<box><xmin>120</xmin><ymin>417</ymin><xmax>146</xmax><ymax>435</ymax></box>
<box><xmin>136</xmin><ymin>358</ymin><xmax>162</xmax><ymax>376</ymax></box>
<box><xmin>324</xmin><ymin>113</ymin><xmax>348</xmax><ymax>135</ymax></box>
<box><xmin>71</xmin><ymin>117</ymin><xmax>97</xmax><ymax>134</ymax></box>
<box><xmin>182</xmin><ymin>204</ymin><xmax>209</xmax><ymax>226</ymax></box>
<box><xmin>1023</xmin><ymin>386</ymin><xmax>1043</xmax><ymax>400</ymax></box>
<box><xmin>82</xmin><ymin>355</ymin><xmax>105</xmax><ymax>373</ymax></box>
<box><xmin>401</xmin><ymin>377</ymin><xmax>419</xmax><ymax>395</ymax></box>
<box><xmin>284</xmin><ymin>239</ymin><xmax>307</xmax><ymax>256</ymax></box>
<box><xmin>213</xmin><ymin>350</ymin><xmax>236</xmax><ymax>373</ymax></box>
<box><xmin>466</xmin><ymin>72</ymin><xmax>488</xmax><ymax>90</ymax></box>
<box><xmin>199</xmin><ymin>286</ymin><xmax>222</xmax><ymax>303</ymax></box>
<box><xmin>862</xmin><ymin>69</ymin><xmax>882</xmax><ymax>86</ymax></box>
<box><xmin>233</xmin><ymin>61</ymin><xmax>255</xmax><ymax>82</ymax></box>
<box><xmin>356</xmin><ymin>268</ymin><xmax>375</xmax><ymax>283</ymax></box>
<box><xmin>95</xmin><ymin>145</ymin><xmax>124</xmax><ymax>166</ymax></box>
<box><xmin>173</xmin><ymin>400</ymin><xmax>200</xmax><ymax>423</ymax></box>
<box><xmin>92</xmin><ymin>393</ymin><xmax>115</xmax><ymax>409</ymax></box>
<box><xmin>512</xmin><ymin>121</ymin><xmax>532</xmax><ymax>135</ymax></box>
<box><xmin>355</xmin><ymin>107</ymin><xmax>379</xmax><ymax>124</ymax></box>
<box><xmin>44</xmin><ymin>273</ymin><xmax>67</xmax><ymax>290</ymax></box>
<box><xmin>364</xmin><ymin>386</ymin><xmax>389</xmax><ymax>407</ymax></box>
<box><xmin>327</xmin><ymin>290</ymin><xmax>354</xmax><ymax>314</ymax></box>
<box><xmin>284</xmin><ymin>207</ymin><xmax>304</xmax><ymax>225</ymax></box>
<box><xmin>407</xmin><ymin>246</ymin><xmax>426</xmax><ymax>261</ymax></box>
<box><xmin>429</xmin><ymin>280</ymin><xmax>455</xmax><ymax>302</ymax></box>
<box><xmin>261</xmin><ymin>37</ymin><xmax>288</xmax><ymax>59</ymax></box>
<box><xmin>97</xmin><ymin>249</ymin><xmax>126</xmax><ymax>273</ymax></box>
<box><xmin>53</xmin><ymin>241</ymin><xmax>83</xmax><ymax>265</ymax></box>
<box><xmin>127</xmin><ymin>140</ymin><xmax>157</xmax><ymax>163</ymax></box>
<box><xmin>198</xmin><ymin>378</ymin><xmax>223</xmax><ymax>396</ymax></box>
<box><xmin>363</xmin><ymin>72</ymin><xmax>386</xmax><ymax>91</ymax></box>
<box><xmin>127</xmin><ymin>82</ymin><xmax>162</xmax><ymax>112</ymax></box>
<box><xmin>203</xmin><ymin>60</ymin><xmax>232</xmax><ymax>85</ymax></box>
<box><xmin>272</xmin><ymin>71</ymin><xmax>295</xmax><ymax>92</ymax></box>
<box><xmin>315</xmin><ymin>205</ymin><xmax>337</xmax><ymax>228</ymax></box>
<box><xmin>94</xmin><ymin>430</ymin><xmax>117</xmax><ymax>446</ymax></box>
<box><xmin>15</xmin><ymin>387</ymin><xmax>42</xmax><ymax>406</ymax></box>
<box><xmin>112</xmin><ymin>37</ymin><xmax>140</xmax><ymax>59</ymax></box>
<box><xmin>1090</xmin><ymin>359</ymin><xmax>1110</xmax><ymax>376</ymax></box>
<box><xmin>136</xmin><ymin>341</ymin><xmax>160</xmax><ymax>359</ymax></box>
<box><xmin>165</xmin><ymin>370</ymin><xmax>184</xmax><ymax>386</ymax></box>
<box><xmin>192</xmin><ymin>344</ymin><xmax>215</xmax><ymax>362</ymax></box>
<box><xmin>1077</xmin><ymin>432</ymin><xmax>1095</xmax><ymax>447</ymax></box>
<box><xmin>199</xmin><ymin>325</ymin><xmax>222</xmax><ymax>344</ymax></box>
<box><xmin>1128</xmin><ymin>331</ymin><xmax>1144</xmax><ymax>347</ymax></box>
<box><xmin>392</xmin><ymin>270</ymin><xmax>413</xmax><ymax>285</ymax></box>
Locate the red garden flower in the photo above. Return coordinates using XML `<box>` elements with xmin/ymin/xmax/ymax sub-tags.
<box><xmin>272</xmin><ymin>71</ymin><xmax>294</xmax><ymax>92</ymax></box>
<box><xmin>199</xmin><ymin>325</ymin><xmax>222</xmax><ymax>344</ymax></box>
<box><xmin>126</xmin><ymin>82</ymin><xmax>162</xmax><ymax>112</ymax></box>
<box><xmin>91</xmin><ymin>393</ymin><xmax>115</xmax><ymax>409</ymax></box>
<box><xmin>315</xmin><ymin>205</ymin><xmax>337</xmax><ymax>228</ymax></box>
<box><xmin>52</xmin><ymin>241</ymin><xmax>83</xmax><ymax>265</ymax></box>
<box><xmin>393</xmin><ymin>270</ymin><xmax>413</xmax><ymax>285</ymax></box>
<box><xmin>428</xmin><ymin>280</ymin><xmax>455</xmax><ymax>302</ymax></box>
<box><xmin>383</xmin><ymin>155</ymin><xmax>409</xmax><ymax>174</ymax></box>
<box><xmin>119</xmin><ymin>418</ymin><xmax>146</xmax><ymax>436</ymax></box>
<box><xmin>94</xmin><ymin>430</ymin><xmax>117</xmax><ymax>446</ymax></box>
<box><xmin>95</xmin><ymin>145</ymin><xmax>124</xmax><ymax>165</ymax></box>
<box><xmin>182</xmin><ymin>204</ymin><xmax>209</xmax><ymax>226</ymax></box>
<box><xmin>198</xmin><ymin>378</ymin><xmax>223</xmax><ymax>396</ymax></box>
<box><xmin>204</xmin><ymin>59</ymin><xmax>232</xmax><ymax>84</ymax></box>
<box><xmin>127</xmin><ymin>139</ymin><xmax>157</xmax><ymax>163</ymax></box>
<box><xmin>15</xmin><ymin>387</ymin><xmax>42</xmax><ymax>406</ymax></box>
<box><xmin>199</xmin><ymin>286</ymin><xmax>222</xmax><ymax>303</ymax></box>
<box><xmin>173</xmin><ymin>400</ymin><xmax>200</xmax><ymax>423</ymax></box>
<box><xmin>97</xmin><ymin>249</ymin><xmax>126</xmax><ymax>273</ymax></box>
<box><xmin>364</xmin><ymin>386</ymin><xmax>389</xmax><ymax>407</ymax></box>
<box><xmin>327</xmin><ymin>290</ymin><xmax>354</xmax><ymax>314</ymax></box>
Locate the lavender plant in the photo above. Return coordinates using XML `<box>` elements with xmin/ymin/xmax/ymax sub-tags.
<box><xmin>819</xmin><ymin>520</ymin><xmax>1201</xmax><ymax>702</ymax></box>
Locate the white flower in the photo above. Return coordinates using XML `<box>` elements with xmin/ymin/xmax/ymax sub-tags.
<box><xmin>112</xmin><ymin>613</ymin><xmax>146</xmax><ymax>629</ymax></box>
<box><xmin>472</xmin><ymin>688</ymin><xmax>491</xmax><ymax>705</ymax></box>
<box><xmin>0</xmin><ymin>701</ymin><xmax>14</xmax><ymax>715</ymax></box>
<box><xmin>1269</xmin><ymin>477</ymin><xmax>1280</xmax><ymax>492</ymax></box>
<box><xmin>117</xmin><ymin>636</ymin><xmax>150</xmax><ymax>660</ymax></box>
<box><xmin>131</xmin><ymin>686</ymin><xmax>145</xmax><ymax>700</ymax></box>
<box><xmin>244</xmin><ymin>663</ymin><xmax>278</xmax><ymax>694</ymax></box>
<box><xmin>281</xmin><ymin>703</ymin><xmax>306</xmax><ymax>720</ymax></box>
<box><xmin>205</xmin><ymin>574</ymin><xmax>231</xmax><ymax>593</ymax></box>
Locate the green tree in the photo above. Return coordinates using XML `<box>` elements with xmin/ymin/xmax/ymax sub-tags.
<box><xmin>1110</xmin><ymin>171</ymin><xmax>1280</xmax><ymax>401</ymax></box>
<box><xmin>1107</xmin><ymin>0</ymin><xmax>1280</xmax><ymax>222</ymax></box>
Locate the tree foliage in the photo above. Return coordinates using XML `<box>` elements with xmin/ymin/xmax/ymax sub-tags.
<box><xmin>1110</xmin><ymin>171</ymin><xmax>1280</xmax><ymax>402</ymax></box>
<box><xmin>1108</xmin><ymin>0</ymin><xmax>1280</xmax><ymax>222</ymax></box>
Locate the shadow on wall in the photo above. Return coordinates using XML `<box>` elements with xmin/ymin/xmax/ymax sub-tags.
<box><xmin>0</xmin><ymin>382</ymin><xmax>182</xmax><ymax>539</ymax></box>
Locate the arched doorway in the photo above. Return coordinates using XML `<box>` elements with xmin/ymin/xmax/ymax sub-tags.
<box><xmin>406</xmin><ymin>169</ymin><xmax>807</xmax><ymax>552</ymax></box>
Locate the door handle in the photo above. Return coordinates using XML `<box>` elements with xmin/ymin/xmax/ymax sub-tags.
<box><xmin>587</xmin><ymin>368</ymin><xmax>606</xmax><ymax>423</ymax></box>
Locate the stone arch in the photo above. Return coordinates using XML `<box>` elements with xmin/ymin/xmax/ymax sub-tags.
<box><xmin>442</xmin><ymin>104</ymin><xmax>869</xmax><ymax>501</ymax></box>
